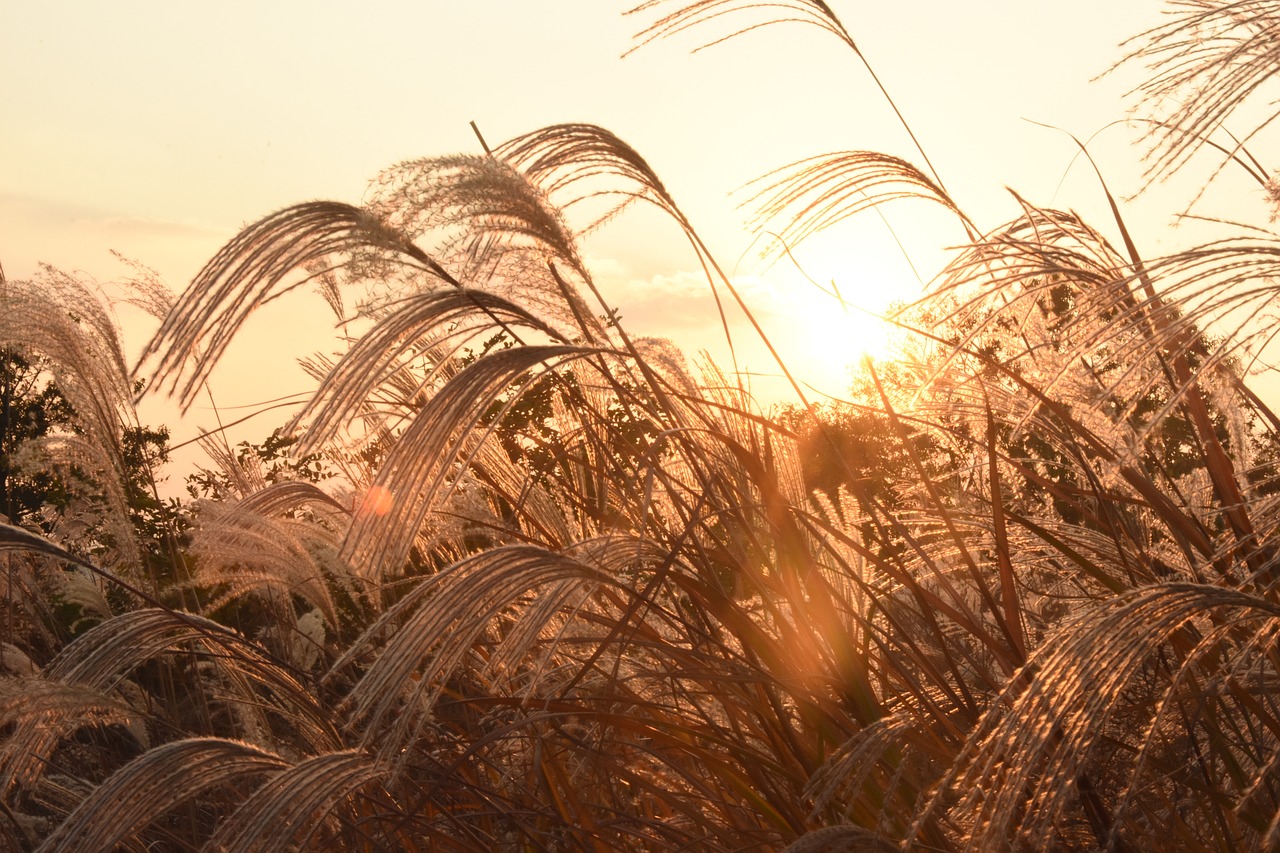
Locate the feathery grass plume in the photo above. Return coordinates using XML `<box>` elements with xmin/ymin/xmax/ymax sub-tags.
<box><xmin>908</xmin><ymin>208</ymin><xmax>1219</xmax><ymax>449</ymax></box>
<box><xmin>367</xmin><ymin>153</ymin><xmax>591</xmax><ymax>282</ymax></box>
<box><xmin>744</xmin><ymin>151</ymin><xmax>973</xmax><ymax>261</ymax></box>
<box><xmin>0</xmin><ymin>677</ymin><xmax>141</xmax><ymax>751</ymax></box>
<box><xmin>46</xmin><ymin>564</ymin><xmax>112</xmax><ymax>631</ymax></box>
<box><xmin>1136</xmin><ymin>236</ymin><xmax>1280</xmax><ymax>378</ymax></box>
<box><xmin>0</xmin><ymin>606</ymin><xmax>338</xmax><ymax>808</ymax></box>
<box><xmin>286</xmin><ymin>288</ymin><xmax>571</xmax><ymax>458</ymax></box>
<box><xmin>366</xmin><ymin>153</ymin><xmax>614</xmax><ymax>347</ymax></box>
<box><xmin>235</xmin><ymin>478</ymin><xmax>349</xmax><ymax>519</ymax></box>
<box><xmin>135</xmin><ymin>201</ymin><xmax>455</xmax><ymax>412</ymax></box>
<box><xmin>188</xmin><ymin>493</ymin><xmax>343</xmax><ymax>633</ymax></box>
<box><xmin>0</xmin><ymin>271</ymin><xmax>148</xmax><ymax>573</ymax></box>
<box><xmin>1121</xmin><ymin>0</ymin><xmax>1280</xmax><ymax>191</ymax></box>
<box><xmin>35</xmin><ymin>737</ymin><xmax>290</xmax><ymax>853</ymax></box>
<box><xmin>0</xmin><ymin>548</ymin><xmax>61</xmax><ymax>665</ymax></box>
<box><xmin>0</xmin><ymin>523</ymin><xmax>157</xmax><ymax>666</ymax></box>
<box><xmin>335</xmin><ymin>544</ymin><xmax>604</xmax><ymax>757</ymax></box>
<box><xmin>499</xmin><ymin>125</ymin><xmax>876</xmax><ymax>418</ymax></box>
<box><xmin>907</xmin><ymin>200</ymin><xmax>1154</xmax><ymax>394</ymax></box>
<box><xmin>109</xmin><ymin>252</ymin><xmax>177</xmax><ymax>323</ymax></box>
<box><xmin>495</xmin><ymin>123</ymin><xmax>685</xmax><ymax>229</ymax></box>
<box><xmin>628</xmin><ymin>0</ymin><xmax>854</xmax><ymax>54</ymax></box>
<box><xmin>896</xmin><ymin>187</ymin><xmax>1280</xmax><ymax>590</ymax></box>
<box><xmin>339</xmin><ymin>344</ymin><xmax>593</xmax><ymax>582</ymax></box>
<box><xmin>492</xmin><ymin>123</ymin><xmax>745</xmax><ymax>359</ymax></box>
<box><xmin>461</xmin><ymin>442</ymin><xmax>562</xmax><ymax>549</ymax></box>
<box><xmin>918</xmin><ymin>583</ymin><xmax>1280</xmax><ymax>850</ymax></box>
<box><xmin>0</xmin><ymin>676</ymin><xmax>148</xmax><ymax>840</ymax></box>
<box><xmin>201</xmin><ymin>749</ymin><xmax>387</xmax><ymax>853</ymax></box>
<box><xmin>627</xmin><ymin>0</ymin><xmax>948</xmax><ymax>194</ymax></box>
<box><xmin>921</xmin><ymin>198</ymin><xmax>1253</xmax><ymax>442</ymax></box>
<box><xmin>803</xmin><ymin>712</ymin><xmax>935</xmax><ymax>831</ymax></box>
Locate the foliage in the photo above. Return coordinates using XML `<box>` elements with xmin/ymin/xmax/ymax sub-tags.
<box><xmin>185</xmin><ymin>427</ymin><xmax>335</xmax><ymax>501</ymax></box>
<box><xmin>8</xmin><ymin>1</ymin><xmax>1280</xmax><ymax>851</ymax></box>
<box><xmin>0</xmin><ymin>350</ymin><xmax>78</xmax><ymax>527</ymax></box>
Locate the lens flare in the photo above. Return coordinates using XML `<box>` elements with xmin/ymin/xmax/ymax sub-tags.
<box><xmin>358</xmin><ymin>484</ymin><xmax>395</xmax><ymax>518</ymax></box>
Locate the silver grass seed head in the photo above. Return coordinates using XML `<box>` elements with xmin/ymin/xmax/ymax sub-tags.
<box><xmin>1265</xmin><ymin>172</ymin><xmax>1280</xmax><ymax>220</ymax></box>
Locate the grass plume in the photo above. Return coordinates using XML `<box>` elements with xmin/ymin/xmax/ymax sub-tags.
<box><xmin>6</xmin><ymin>1</ymin><xmax>1280</xmax><ymax>849</ymax></box>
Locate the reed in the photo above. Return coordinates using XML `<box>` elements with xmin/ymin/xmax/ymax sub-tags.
<box><xmin>3</xmin><ymin>1</ymin><xmax>1280</xmax><ymax>849</ymax></box>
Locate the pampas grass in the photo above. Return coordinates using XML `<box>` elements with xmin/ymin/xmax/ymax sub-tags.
<box><xmin>4</xmin><ymin>0</ymin><xmax>1280</xmax><ymax>849</ymax></box>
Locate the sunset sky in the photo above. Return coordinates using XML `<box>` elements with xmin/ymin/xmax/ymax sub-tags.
<box><xmin>4</xmin><ymin>1</ymin><xmax>1273</xmax><ymax>456</ymax></box>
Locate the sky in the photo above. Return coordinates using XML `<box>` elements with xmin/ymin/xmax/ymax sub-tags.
<box><xmin>4</xmin><ymin>1</ymin><xmax>1276</xmax><ymax>475</ymax></box>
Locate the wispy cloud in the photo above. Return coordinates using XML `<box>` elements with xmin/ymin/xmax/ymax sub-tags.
<box><xmin>0</xmin><ymin>193</ymin><xmax>227</xmax><ymax>284</ymax></box>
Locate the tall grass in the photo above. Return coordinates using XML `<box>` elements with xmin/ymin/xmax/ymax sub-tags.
<box><xmin>3</xmin><ymin>1</ymin><xmax>1280</xmax><ymax>849</ymax></box>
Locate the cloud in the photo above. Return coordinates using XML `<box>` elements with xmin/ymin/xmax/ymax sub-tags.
<box><xmin>593</xmin><ymin>265</ymin><xmax>784</xmax><ymax>337</ymax></box>
<box><xmin>0</xmin><ymin>193</ymin><xmax>227</xmax><ymax>285</ymax></box>
<box><xmin>93</xmin><ymin>214</ymin><xmax>222</xmax><ymax>239</ymax></box>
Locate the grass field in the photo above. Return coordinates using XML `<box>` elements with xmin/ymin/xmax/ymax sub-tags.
<box><xmin>4</xmin><ymin>1</ymin><xmax>1280</xmax><ymax>849</ymax></box>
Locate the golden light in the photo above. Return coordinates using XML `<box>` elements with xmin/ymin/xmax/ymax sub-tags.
<box><xmin>357</xmin><ymin>484</ymin><xmax>395</xmax><ymax>519</ymax></box>
<box><xmin>764</xmin><ymin>267</ymin><xmax>896</xmax><ymax>397</ymax></box>
<box><xmin>744</xmin><ymin>210</ymin><xmax>942</xmax><ymax>399</ymax></box>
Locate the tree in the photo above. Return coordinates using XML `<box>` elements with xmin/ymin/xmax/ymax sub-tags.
<box><xmin>0</xmin><ymin>349</ymin><xmax>78</xmax><ymax>527</ymax></box>
<box><xmin>0</xmin><ymin>348</ymin><xmax>179</xmax><ymax>565</ymax></box>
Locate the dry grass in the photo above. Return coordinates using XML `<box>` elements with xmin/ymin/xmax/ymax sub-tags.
<box><xmin>3</xmin><ymin>1</ymin><xmax>1280</xmax><ymax>850</ymax></box>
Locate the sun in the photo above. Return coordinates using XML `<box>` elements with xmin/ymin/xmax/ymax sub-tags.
<box><xmin>762</xmin><ymin>263</ymin><xmax>899</xmax><ymax>398</ymax></box>
<box><xmin>745</xmin><ymin>204</ymin><xmax>946</xmax><ymax>401</ymax></box>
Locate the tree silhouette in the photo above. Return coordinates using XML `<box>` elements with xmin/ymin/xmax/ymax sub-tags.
<box><xmin>0</xmin><ymin>349</ymin><xmax>77</xmax><ymax>527</ymax></box>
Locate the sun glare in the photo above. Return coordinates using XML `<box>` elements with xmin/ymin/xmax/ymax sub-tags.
<box><xmin>765</xmin><ymin>264</ymin><xmax>899</xmax><ymax>397</ymax></box>
<box><xmin>357</xmin><ymin>484</ymin><xmax>395</xmax><ymax>519</ymax></box>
